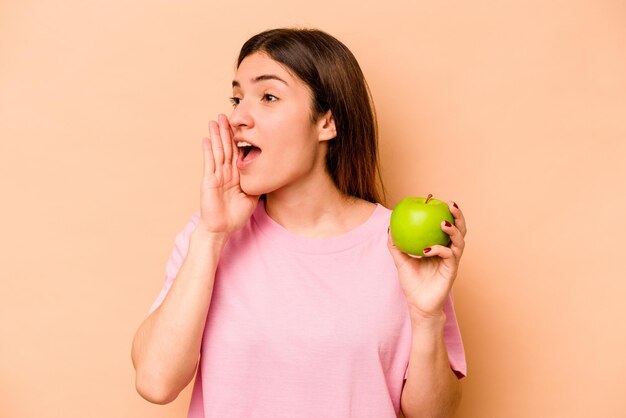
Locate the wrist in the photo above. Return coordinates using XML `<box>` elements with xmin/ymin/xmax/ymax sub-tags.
<box><xmin>190</xmin><ymin>227</ymin><xmax>230</xmax><ymax>252</ymax></box>
<box><xmin>408</xmin><ymin>306</ymin><xmax>447</xmax><ymax>331</ymax></box>
<box><xmin>408</xmin><ymin>308</ymin><xmax>447</xmax><ymax>358</ymax></box>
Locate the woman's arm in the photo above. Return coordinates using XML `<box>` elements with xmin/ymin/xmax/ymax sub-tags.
<box><xmin>131</xmin><ymin>229</ymin><xmax>227</xmax><ymax>404</ymax></box>
<box><xmin>400</xmin><ymin>311</ymin><xmax>461</xmax><ymax>418</ymax></box>
<box><xmin>387</xmin><ymin>200</ymin><xmax>467</xmax><ymax>417</ymax></box>
<box><xmin>132</xmin><ymin>114</ymin><xmax>258</xmax><ymax>404</ymax></box>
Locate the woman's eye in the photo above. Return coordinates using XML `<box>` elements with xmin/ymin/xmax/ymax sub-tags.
<box><xmin>262</xmin><ymin>94</ymin><xmax>278</xmax><ymax>102</ymax></box>
<box><xmin>229</xmin><ymin>97</ymin><xmax>241</xmax><ymax>107</ymax></box>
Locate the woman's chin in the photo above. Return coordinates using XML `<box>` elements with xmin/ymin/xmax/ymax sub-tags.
<box><xmin>239</xmin><ymin>180</ymin><xmax>271</xmax><ymax>197</ymax></box>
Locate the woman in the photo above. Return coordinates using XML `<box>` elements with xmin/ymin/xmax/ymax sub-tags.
<box><xmin>132</xmin><ymin>28</ymin><xmax>467</xmax><ymax>418</ymax></box>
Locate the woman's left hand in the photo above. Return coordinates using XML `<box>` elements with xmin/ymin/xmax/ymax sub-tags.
<box><xmin>387</xmin><ymin>201</ymin><xmax>467</xmax><ymax>321</ymax></box>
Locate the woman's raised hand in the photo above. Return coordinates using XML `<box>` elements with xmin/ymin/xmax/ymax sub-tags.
<box><xmin>197</xmin><ymin>114</ymin><xmax>259</xmax><ymax>236</ymax></box>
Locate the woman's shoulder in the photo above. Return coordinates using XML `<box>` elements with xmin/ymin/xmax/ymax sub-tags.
<box><xmin>353</xmin><ymin>198</ymin><xmax>391</xmax><ymax>220</ymax></box>
<box><xmin>338</xmin><ymin>198</ymin><xmax>391</xmax><ymax>236</ymax></box>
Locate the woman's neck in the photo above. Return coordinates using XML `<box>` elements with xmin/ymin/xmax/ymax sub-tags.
<box><xmin>264</xmin><ymin>174</ymin><xmax>376</xmax><ymax>239</ymax></box>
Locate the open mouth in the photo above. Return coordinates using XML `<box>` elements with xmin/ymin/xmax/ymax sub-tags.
<box><xmin>236</xmin><ymin>140</ymin><xmax>262</xmax><ymax>166</ymax></box>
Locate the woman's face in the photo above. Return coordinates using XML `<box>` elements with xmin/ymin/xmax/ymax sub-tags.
<box><xmin>229</xmin><ymin>52</ymin><xmax>332</xmax><ymax>196</ymax></box>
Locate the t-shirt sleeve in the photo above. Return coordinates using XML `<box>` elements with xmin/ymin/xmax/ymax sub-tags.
<box><xmin>148</xmin><ymin>211</ymin><xmax>201</xmax><ymax>314</ymax></box>
<box><xmin>404</xmin><ymin>289</ymin><xmax>467</xmax><ymax>380</ymax></box>
<box><xmin>442</xmin><ymin>289</ymin><xmax>467</xmax><ymax>378</ymax></box>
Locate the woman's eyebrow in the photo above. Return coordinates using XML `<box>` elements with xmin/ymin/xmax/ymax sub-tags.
<box><xmin>232</xmin><ymin>74</ymin><xmax>289</xmax><ymax>88</ymax></box>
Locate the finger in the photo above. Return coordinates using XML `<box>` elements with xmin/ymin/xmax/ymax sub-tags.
<box><xmin>449</xmin><ymin>201</ymin><xmax>467</xmax><ymax>237</ymax></box>
<box><xmin>209</xmin><ymin>120</ymin><xmax>224</xmax><ymax>167</ymax></box>
<box><xmin>218</xmin><ymin>114</ymin><xmax>233</xmax><ymax>168</ymax></box>
<box><xmin>217</xmin><ymin>114</ymin><xmax>233</xmax><ymax>184</ymax></box>
<box><xmin>202</xmin><ymin>137</ymin><xmax>215</xmax><ymax>175</ymax></box>
<box><xmin>422</xmin><ymin>245</ymin><xmax>458</xmax><ymax>285</ymax></box>
<box><xmin>422</xmin><ymin>244</ymin><xmax>455</xmax><ymax>265</ymax></box>
<box><xmin>228</xmin><ymin>122</ymin><xmax>239</xmax><ymax>167</ymax></box>
<box><xmin>386</xmin><ymin>228</ymin><xmax>420</xmax><ymax>268</ymax></box>
<box><xmin>228</xmin><ymin>120</ymin><xmax>240</xmax><ymax>180</ymax></box>
<box><xmin>441</xmin><ymin>220</ymin><xmax>465</xmax><ymax>259</ymax></box>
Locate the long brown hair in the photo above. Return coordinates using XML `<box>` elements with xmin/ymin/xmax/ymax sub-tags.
<box><xmin>237</xmin><ymin>28</ymin><xmax>386</xmax><ymax>204</ymax></box>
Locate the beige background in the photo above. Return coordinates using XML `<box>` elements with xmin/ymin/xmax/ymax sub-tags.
<box><xmin>1</xmin><ymin>0</ymin><xmax>625</xmax><ymax>417</ymax></box>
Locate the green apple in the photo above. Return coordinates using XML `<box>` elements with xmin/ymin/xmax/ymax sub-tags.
<box><xmin>390</xmin><ymin>194</ymin><xmax>454</xmax><ymax>256</ymax></box>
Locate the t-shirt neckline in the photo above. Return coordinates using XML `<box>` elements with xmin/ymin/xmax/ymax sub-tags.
<box><xmin>251</xmin><ymin>200</ymin><xmax>389</xmax><ymax>254</ymax></box>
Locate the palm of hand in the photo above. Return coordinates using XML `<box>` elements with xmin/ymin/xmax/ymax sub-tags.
<box><xmin>396</xmin><ymin>254</ymin><xmax>458</xmax><ymax>318</ymax></box>
<box><xmin>199</xmin><ymin>115</ymin><xmax>259</xmax><ymax>235</ymax></box>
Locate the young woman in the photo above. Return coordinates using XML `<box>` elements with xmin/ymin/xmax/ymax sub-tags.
<box><xmin>132</xmin><ymin>28</ymin><xmax>467</xmax><ymax>418</ymax></box>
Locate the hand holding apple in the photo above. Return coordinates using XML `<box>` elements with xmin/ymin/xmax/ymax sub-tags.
<box><xmin>387</xmin><ymin>196</ymin><xmax>467</xmax><ymax>321</ymax></box>
<box><xmin>390</xmin><ymin>194</ymin><xmax>455</xmax><ymax>256</ymax></box>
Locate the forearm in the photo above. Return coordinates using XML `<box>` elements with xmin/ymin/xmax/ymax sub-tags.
<box><xmin>131</xmin><ymin>228</ymin><xmax>227</xmax><ymax>404</ymax></box>
<box><xmin>400</xmin><ymin>310</ymin><xmax>461</xmax><ymax>418</ymax></box>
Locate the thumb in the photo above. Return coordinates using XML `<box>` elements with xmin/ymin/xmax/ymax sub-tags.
<box><xmin>386</xmin><ymin>228</ymin><xmax>416</xmax><ymax>268</ymax></box>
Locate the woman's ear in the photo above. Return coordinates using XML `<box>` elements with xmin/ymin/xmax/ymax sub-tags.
<box><xmin>317</xmin><ymin>110</ymin><xmax>337</xmax><ymax>142</ymax></box>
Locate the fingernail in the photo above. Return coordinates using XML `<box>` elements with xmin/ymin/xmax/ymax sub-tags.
<box><xmin>452</xmin><ymin>201</ymin><xmax>459</xmax><ymax>209</ymax></box>
<box><xmin>444</xmin><ymin>220</ymin><xmax>452</xmax><ymax>227</ymax></box>
<box><xmin>423</xmin><ymin>247</ymin><xmax>431</xmax><ymax>253</ymax></box>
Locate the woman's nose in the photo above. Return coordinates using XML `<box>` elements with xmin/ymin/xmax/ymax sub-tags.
<box><xmin>229</xmin><ymin>101</ymin><xmax>253</xmax><ymax>130</ymax></box>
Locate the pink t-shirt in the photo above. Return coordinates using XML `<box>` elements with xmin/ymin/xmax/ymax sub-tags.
<box><xmin>150</xmin><ymin>201</ymin><xmax>466</xmax><ymax>417</ymax></box>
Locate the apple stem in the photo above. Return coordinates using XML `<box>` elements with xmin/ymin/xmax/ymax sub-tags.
<box><xmin>425</xmin><ymin>193</ymin><xmax>433</xmax><ymax>204</ymax></box>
